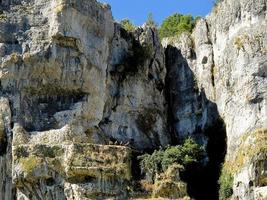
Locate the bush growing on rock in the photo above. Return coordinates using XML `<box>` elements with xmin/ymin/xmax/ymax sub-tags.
<box><xmin>159</xmin><ymin>13</ymin><xmax>197</xmax><ymax>39</ymax></box>
<box><xmin>139</xmin><ymin>137</ymin><xmax>205</xmax><ymax>181</ymax></box>
<box><xmin>146</xmin><ymin>13</ymin><xmax>157</xmax><ymax>28</ymax></box>
<box><xmin>121</xmin><ymin>19</ymin><xmax>136</xmax><ymax>32</ymax></box>
<box><xmin>219</xmin><ymin>168</ymin><xmax>234</xmax><ymax>200</ymax></box>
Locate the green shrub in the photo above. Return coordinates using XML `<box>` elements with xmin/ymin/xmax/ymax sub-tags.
<box><xmin>159</xmin><ymin>13</ymin><xmax>197</xmax><ymax>39</ymax></box>
<box><xmin>219</xmin><ymin>168</ymin><xmax>234</xmax><ymax>200</ymax></box>
<box><xmin>146</xmin><ymin>13</ymin><xmax>157</xmax><ymax>28</ymax></box>
<box><xmin>121</xmin><ymin>19</ymin><xmax>136</xmax><ymax>32</ymax></box>
<box><xmin>139</xmin><ymin>150</ymin><xmax>164</xmax><ymax>179</ymax></box>
<box><xmin>139</xmin><ymin>138</ymin><xmax>205</xmax><ymax>181</ymax></box>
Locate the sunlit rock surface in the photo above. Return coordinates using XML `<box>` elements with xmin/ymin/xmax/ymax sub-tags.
<box><xmin>0</xmin><ymin>0</ymin><xmax>266</xmax><ymax>199</ymax></box>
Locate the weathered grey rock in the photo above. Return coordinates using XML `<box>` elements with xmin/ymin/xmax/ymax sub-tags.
<box><xmin>0</xmin><ymin>0</ymin><xmax>170</xmax><ymax>199</ymax></box>
<box><xmin>163</xmin><ymin>33</ymin><xmax>219</xmax><ymax>145</ymax></box>
<box><xmin>0</xmin><ymin>98</ymin><xmax>13</xmax><ymax>200</ymax></box>
<box><xmin>152</xmin><ymin>164</ymin><xmax>188</xmax><ymax>199</ymax></box>
<box><xmin>206</xmin><ymin>1</ymin><xmax>267</xmax><ymax>199</ymax></box>
<box><xmin>0</xmin><ymin>0</ymin><xmax>266</xmax><ymax>199</ymax></box>
<box><xmin>101</xmin><ymin>24</ymin><xmax>170</xmax><ymax>150</ymax></box>
<box><xmin>163</xmin><ymin>0</ymin><xmax>267</xmax><ymax>199</ymax></box>
<box><xmin>12</xmin><ymin>143</ymin><xmax>132</xmax><ymax>199</ymax></box>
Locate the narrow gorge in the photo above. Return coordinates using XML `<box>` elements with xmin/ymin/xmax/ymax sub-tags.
<box><xmin>0</xmin><ymin>0</ymin><xmax>266</xmax><ymax>199</ymax></box>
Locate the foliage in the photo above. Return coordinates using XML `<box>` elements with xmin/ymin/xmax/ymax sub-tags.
<box><xmin>219</xmin><ymin>168</ymin><xmax>233</xmax><ymax>200</ymax></box>
<box><xmin>54</xmin><ymin>4</ymin><xmax>64</xmax><ymax>15</ymax></box>
<box><xmin>159</xmin><ymin>13</ymin><xmax>197</xmax><ymax>39</ymax></box>
<box><xmin>194</xmin><ymin>16</ymin><xmax>202</xmax><ymax>23</ymax></box>
<box><xmin>139</xmin><ymin>138</ymin><xmax>205</xmax><ymax>181</ymax></box>
<box><xmin>121</xmin><ymin>19</ymin><xmax>136</xmax><ymax>32</ymax></box>
<box><xmin>146</xmin><ymin>13</ymin><xmax>157</xmax><ymax>28</ymax></box>
<box><xmin>234</xmin><ymin>36</ymin><xmax>244</xmax><ymax>51</ymax></box>
<box><xmin>224</xmin><ymin>128</ymin><xmax>267</xmax><ymax>175</ymax></box>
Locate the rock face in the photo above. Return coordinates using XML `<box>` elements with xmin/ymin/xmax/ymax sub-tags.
<box><xmin>13</xmin><ymin>143</ymin><xmax>132</xmax><ymax>199</ymax></box>
<box><xmin>163</xmin><ymin>0</ymin><xmax>267</xmax><ymax>199</ymax></box>
<box><xmin>0</xmin><ymin>0</ymin><xmax>168</xmax><ymax>199</ymax></box>
<box><xmin>0</xmin><ymin>0</ymin><xmax>266</xmax><ymax>199</ymax></box>
<box><xmin>198</xmin><ymin>1</ymin><xmax>267</xmax><ymax>199</ymax></box>
<box><xmin>152</xmin><ymin>164</ymin><xmax>188</xmax><ymax>199</ymax></box>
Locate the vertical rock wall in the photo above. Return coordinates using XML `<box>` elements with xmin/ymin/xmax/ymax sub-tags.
<box><xmin>0</xmin><ymin>0</ymin><xmax>266</xmax><ymax>199</ymax></box>
<box><xmin>0</xmin><ymin>0</ymin><xmax>169</xmax><ymax>199</ymax></box>
<box><xmin>0</xmin><ymin>98</ymin><xmax>13</xmax><ymax>200</ymax></box>
<box><xmin>163</xmin><ymin>0</ymin><xmax>267</xmax><ymax>199</ymax></box>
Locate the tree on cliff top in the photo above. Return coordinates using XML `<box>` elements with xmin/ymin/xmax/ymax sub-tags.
<box><xmin>146</xmin><ymin>13</ymin><xmax>157</xmax><ymax>28</ymax></box>
<box><xmin>159</xmin><ymin>13</ymin><xmax>198</xmax><ymax>39</ymax></box>
<box><xmin>121</xmin><ymin>19</ymin><xmax>136</xmax><ymax>32</ymax></box>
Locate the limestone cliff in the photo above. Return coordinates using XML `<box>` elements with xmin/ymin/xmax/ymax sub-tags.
<box><xmin>163</xmin><ymin>0</ymin><xmax>267</xmax><ymax>199</ymax></box>
<box><xmin>0</xmin><ymin>0</ymin><xmax>266</xmax><ymax>199</ymax></box>
<box><xmin>0</xmin><ymin>0</ymin><xmax>168</xmax><ymax>199</ymax></box>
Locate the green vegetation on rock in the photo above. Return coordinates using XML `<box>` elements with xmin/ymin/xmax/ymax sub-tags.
<box><xmin>0</xmin><ymin>13</ymin><xmax>7</xmax><ymax>21</ymax></box>
<box><xmin>225</xmin><ymin>128</ymin><xmax>267</xmax><ymax>174</ymax></box>
<box><xmin>219</xmin><ymin>168</ymin><xmax>234</xmax><ymax>200</ymax></box>
<box><xmin>159</xmin><ymin>13</ymin><xmax>198</xmax><ymax>39</ymax></box>
<box><xmin>121</xmin><ymin>19</ymin><xmax>136</xmax><ymax>32</ymax></box>
<box><xmin>152</xmin><ymin>164</ymin><xmax>188</xmax><ymax>199</ymax></box>
<box><xmin>19</xmin><ymin>156</ymin><xmax>43</xmax><ymax>173</ymax></box>
<box><xmin>146</xmin><ymin>13</ymin><xmax>157</xmax><ymax>28</ymax></box>
<box><xmin>139</xmin><ymin>137</ymin><xmax>204</xmax><ymax>181</ymax></box>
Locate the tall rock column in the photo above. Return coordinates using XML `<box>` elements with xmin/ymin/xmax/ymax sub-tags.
<box><xmin>0</xmin><ymin>98</ymin><xmax>13</xmax><ymax>200</ymax></box>
<box><xmin>173</xmin><ymin>0</ymin><xmax>267</xmax><ymax>199</ymax></box>
<box><xmin>206</xmin><ymin>0</ymin><xmax>267</xmax><ymax>199</ymax></box>
<box><xmin>163</xmin><ymin>0</ymin><xmax>267</xmax><ymax>199</ymax></box>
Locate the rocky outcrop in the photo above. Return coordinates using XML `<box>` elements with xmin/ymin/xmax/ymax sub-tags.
<box><xmin>0</xmin><ymin>98</ymin><xmax>13</xmax><ymax>200</ymax></box>
<box><xmin>101</xmin><ymin>23</ymin><xmax>170</xmax><ymax>150</ymax></box>
<box><xmin>152</xmin><ymin>164</ymin><xmax>188</xmax><ymax>199</ymax></box>
<box><xmin>163</xmin><ymin>0</ymin><xmax>267</xmax><ymax>199</ymax></box>
<box><xmin>0</xmin><ymin>0</ymin><xmax>266</xmax><ymax>199</ymax></box>
<box><xmin>13</xmin><ymin>143</ymin><xmax>132</xmax><ymax>199</ymax></box>
<box><xmin>0</xmin><ymin>0</ymin><xmax>169</xmax><ymax>199</ymax></box>
<box><xmin>201</xmin><ymin>1</ymin><xmax>266</xmax><ymax>199</ymax></box>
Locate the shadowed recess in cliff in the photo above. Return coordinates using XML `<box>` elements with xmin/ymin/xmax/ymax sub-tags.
<box><xmin>165</xmin><ymin>45</ymin><xmax>227</xmax><ymax>200</ymax></box>
<box><xmin>0</xmin><ymin>123</ymin><xmax>8</xmax><ymax>156</ymax></box>
<box><xmin>19</xmin><ymin>85</ymin><xmax>88</xmax><ymax>132</ymax></box>
<box><xmin>181</xmin><ymin>117</ymin><xmax>227</xmax><ymax>200</ymax></box>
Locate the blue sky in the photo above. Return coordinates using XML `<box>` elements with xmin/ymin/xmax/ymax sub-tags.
<box><xmin>99</xmin><ymin>0</ymin><xmax>214</xmax><ymax>26</ymax></box>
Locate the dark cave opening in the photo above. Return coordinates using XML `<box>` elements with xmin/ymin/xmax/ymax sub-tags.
<box><xmin>164</xmin><ymin>45</ymin><xmax>227</xmax><ymax>200</ymax></box>
<box><xmin>0</xmin><ymin>128</ymin><xmax>7</xmax><ymax>156</ymax></box>
<box><xmin>181</xmin><ymin>118</ymin><xmax>227</xmax><ymax>200</ymax></box>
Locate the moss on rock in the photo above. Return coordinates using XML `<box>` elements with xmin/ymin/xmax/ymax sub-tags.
<box><xmin>219</xmin><ymin>167</ymin><xmax>234</xmax><ymax>200</ymax></box>
<box><xmin>225</xmin><ymin>128</ymin><xmax>267</xmax><ymax>174</ymax></box>
<box><xmin>152</xmin><ymin>164</ymin><xmax>188</xmax><ymax>199</ymax></box>
<box><xmin>19</xmin><ymin>156</ymin><xmax>43</xmax><ymax>174</ymax></box>
<box><xmin>13</xmin><ymin>143</ymin><xmax>132</xmax><ymax>185</ymax></box>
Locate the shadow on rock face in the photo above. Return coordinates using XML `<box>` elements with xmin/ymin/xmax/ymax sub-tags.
<box><xmin>165</xmin><ymin>45</ymin><xmax>227</xmax><ymax>200</ymax></box>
